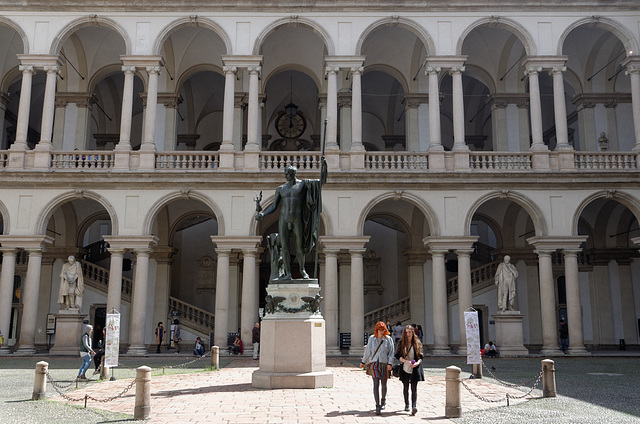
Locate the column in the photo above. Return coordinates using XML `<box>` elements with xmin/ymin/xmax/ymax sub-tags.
<box><xmin>450</xmin><ymin>67</ymin><xmax>467</xmax><ymax>151</ymax></box>
<box><xmin>338</xmin><ymin>95</ymin><xmax>352</xmax><ymax>151</ymax></box>
<box><xmin>141</xmin><ymin>66</ymin><xmax>160</xmax><ymax>151</ymax></box>
<box><xmin>213</xmin><ymin>248</ymin><xmax>231</xmax><ymax>348</ymax></box>
<box><xmin>240</xmin><ymin>248</ymin><xmax>258</xmax><ymax>353</ymax></box>
<box><xmin>551</xmin><ymin>66</ymin><xmax>570</xmax><ymax>150</ymax></box>
<box><xmin>233</xmin><ymin>94</ymin><xmax>245</xmax><ymax>151</ymax></box>
<box><xmin>16</xmin><ymin>248</ymin><xmax>44</xmax><ymax>355</ymax></box>
<box><xmin>350</xmin><ymin>67</ymin><xmax>364</xmax><ymax>151</ymax></box>
<box><xmin>116</xmin><ymin>66</ymin><xmax>136</xmax><ymax>150</ymax></box>
<box><xmin>323</xmin><ymin>248</ymin><xmax>340</xmax><ymax>354</ymax></box>
<box><xmin>221</xmin><ymin>66</ymin><xmax>237</xmax><ymax>149</ymax></box>
<box><xmin>318</xmin><ymin>97</ymin><xmax>327</xmax><ymax>145</ymax></box>
<box><xmin>106</xmin><ymin>248</ymin><xmax>125</xmax><ymax>314</ymax></box>
<box><xmin>349</xmin><ymin>248</ymin><xmax>365</xmax><ymax>355</ymax></box>
<box><xmin>405</xmin><ymin>97</ymin><xmax>420</xmax><ymax>151</ymax></box>
<box><xmin>406</xmin><ymin>251</ymin><xmax>426</xmax><ymax>334</ymax></box>
<box><xmin>430</xmin><ymin>249</ymin><xmax>450</xmax><ymax>354</ymax></box>
<box><xmin>38</xmin><ymin>65</ymin><xmax>59</xmax><ymax>147</ymax></box>
<box><xmin>456</xmin><ymin>249</ymin><xmax>473</xmax><ymax>355</ymax></box>
<box><xmin>562</xmin><ymin>249</ymin><xmax>588</xmax><ymax>354</ymax></box>
<box><xmin>127</xmin><ymin>248</ymin><xmax>152</xmax><ymax>355</ymax></box>
<box><xmin>536</xmin><ymin>249</ymin><xmax>562</xmax><ymax>355</ymax></box>
<box><xmin>625</xmin><ymin>63</ymin><xmax>640</xmax><ymax>151</ymax></box>
<box><xmin>325</xmin><ymin>66</ymin><xmax>339</xmax><ymax>150</ymax></box>
<box><xmin>0</xmin><ymin>248</ymin><xmax>17</xmax><ymax>355</ymax></box>
<box><xmin>427</xmin><ymin>67</ymin><xmax>443</xmax><ymax>150</ymax></box>
<box><xmin>526</xmin><ymin>66</ymin><xmax>545</xmax><ymax>150</ymax></box>
<box><xmin>245</xmin><ymin>66</ymin><xmax>261</xmax><ymax>150</ymax></box>
<box><xmin>12</xmin><ymin>65</ymin><xmax>35</xmax><ymax>149</ymax></box>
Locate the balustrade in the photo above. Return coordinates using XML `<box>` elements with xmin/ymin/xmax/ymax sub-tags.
<box><xmin>363</xmin><ymin>296</ymin><xmax>410</xmax><ymax>330</ymax></box>
<box><xmin>365</xmin><ymin>152</ymin><xmax>429</xmax><ymax>170</ymax></box>
<box><xmin>168</xmin><ymin>296</ymin><xmax>215</xmax><ymax>332</ymax></box>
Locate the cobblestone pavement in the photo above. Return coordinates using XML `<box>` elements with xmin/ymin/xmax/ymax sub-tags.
<box><xmin>1</xmin><ymin>353</ymin><xmax>639</xmax><ymax>423</ymax></box>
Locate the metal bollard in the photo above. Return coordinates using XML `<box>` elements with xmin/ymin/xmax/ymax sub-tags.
<box><xmin>134</xmin><ymin>366</ymin><xmax>151</xmax><ymax>420</ymax></box>
<box><xmin>211</xmin><ymin>346</ymin><xmax>219</xmax><ymax>370</ymax></box>
<box><xmin>541</xmin><ymin>359</ymin><xmax>556</xmax><ymax>398</ymax></box>
<box><xmin>32</xmin><ymin>361</ymin><xmax>49</xmax><ymax>400</ymax></box>
<box><xmin>445</xmin><ymin>366</ymin><xmax>462</xmax><ymax>418</ymax></box>
<box><xmin>472</xmin><ymin>363</ymin><xmax>482</xmax><ymax>379</ymax></box>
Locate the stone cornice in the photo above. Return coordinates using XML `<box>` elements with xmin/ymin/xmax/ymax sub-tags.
<box><xmin>572</xmin><ymin>93</ymin><xmax>632</xmax><ymax>107</ymax></box>
<box><xmin>221</xmin><ymin>55</ymin><xmax>263</xmax><ymax>68</ymax></box>
<box><xmin>17</xmin><ymin>54</ymin><xmax>63</xmax><ymax>69</ymax></box>
<box><xmin>424</xmin><ymin>56</ymin><xmax>467</xmax><ymax>70</ymax></box>
<box><xmin>522</xmin><ymin>56</ymin><xmax>569</xmax><ymax>71</ymax></box>
<box><xmin>120</xmin><ymin>55</ymin><xmax>164</xmax><ymax>69</ymax></box>
<box><xmin>526</xmin><ymin>236</ymin><xmax>588</xmax><ymax>251</ymax></box>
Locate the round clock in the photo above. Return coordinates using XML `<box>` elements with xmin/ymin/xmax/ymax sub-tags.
<box><xmin>275</xmin><ymin>111</ymin><xmax>306</xmax><ymax>139</ymax></box>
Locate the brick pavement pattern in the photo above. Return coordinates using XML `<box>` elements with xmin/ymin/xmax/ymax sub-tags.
<box><xmin>52</xmin><ymin>357</ymin><xmax>531</xmax><ymax>423</ymax></box>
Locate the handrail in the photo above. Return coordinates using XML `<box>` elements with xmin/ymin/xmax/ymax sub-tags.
<box><xmin>447</xmin><ymin>260</ymin><xmax>500</xmax><ymax>300</ymax></box>
<box><xmin>364</xmin><ymin>296</ymin><xmax>411</xmax><ymax>330</ymax></box>
<box><xmin>168</xmin><ymin>296</ymin><xmax>215</xmax><ymax>333</ymax></box>
<box><xmin>80</xmin><ymin>260</ymin><xmax>133</xmax><ymax>301</ymax></box>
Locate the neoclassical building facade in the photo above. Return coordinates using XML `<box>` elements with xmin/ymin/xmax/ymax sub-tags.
<box><xmin>0</xmin><ymin>1</ymin><xmax>639</xmax><ymax>357</ymax></box>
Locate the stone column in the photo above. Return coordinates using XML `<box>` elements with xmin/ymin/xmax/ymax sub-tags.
<box><xmin>16</xmin><ymin>248</ymin><xmax>45</xmax><ymax>355</ymax></box>
<box><xmin>456</xmin><ymin>249</ymin><xmax>473</xmax><ymax>356</ymax></box>
<box><xmin>350</xmin><ymin>67</ymin><xmax>364</xmax><ymax>151</ymax></box>
<box><xmin>323</xmin><ymin>248</ymin><xmax>340</xmax><ymax>354</ymax></box>
<box><xmin>450</xmin><ymin>67</ymin><xmax>466</xmax><ymax>151</ymax></box>
<box><xmin>526</xmin><ymin>66</ymin><xmax>545</xmax><ymax>150</ymax></box>
<box><xmin>325</xmin><ymin>66</ymin><xmax>339</xmax><ymax>151</ymax></box>
<box><xmin>427</xmin><ymin>67</ymin><xmax>442</xmax><ymax>151</ymax></box>
<box><xmin>551</xmin><ymin>66</ymin><xmax>570</xmax><ymax>150</ymax></box>
<box><xmin>562</xmin><ymin>249</ymin><xmax>588</xmax><ymax>354</ymax></box>
<box><xmin>106</xmin><ymin>248</ymin><xmax>125</xmax><ymax>314</ymax></box>
<box><xmin>213</xmin><ymin>248</ymin><xmax>231</xmax><ymax>348</ymax></box>
<box><xmin>141</xmin><ymin>66</ymin><xmax>160</xmax><ymax>151</ymax></box>
<box><xmin>233</xmin><ymin>94</ymin><xmax>245</xmax><ymax>151</ymax></box>
<box><xmin>127</xmin><ymin>248</ymin><xmax>152</xmax><ymax>355</ymax></box>
<box><xmin>536</xmin><ymin>249</ymin><xmax>561</xmax><ymax>355</ymax></box>
<box><xmin>12</xmin><ymin>65</ymin><xmax>35</xmax><ymax>150</ymax></box>
<box><xmin>240</xmin><ymin>248</ymin><xmax>258</xmax><ymax>353</ymax></box>
<box><xmin>38</xmin><ymin>65</ymin><xmax>59</xmax><ymax>147</ymax></box>
<box><xmin>349</xmin><ymin>248</ymin><xmax>365</xmax><ymax>356</ymax></box>
<box><xmin>246</xmin><ymin>66</ymin><xmax>261</xmax><ymax>151</ymax></box>
<box><xmin>0</xmin><ymin>248</ymin><xmax>17</xmax><ymax>355</ymax></box>
<box><xmin>406</xmin><ymin>249</ymin><xmax>427</xmax><ymax>336</ymax></box>
<box><xmin>405</xmin><ymin>97</ymin><xmax>420</xmax><ymax>152</ymax></box>
<box><xmin>222</xmin><ymin>66</ymin><xmax>237</xmax><ymax>149</ymax></box>
<box><xmin>116</xmin><ymin>66</ymin><xmax>136</xmax><ymax>150</ymax></box>
<box><xmin>625</xmin><ymin>63</ymin><xmax>640</xmax><ymax>151</ymax></box>
<box><xmin>430</xmin><ymin>248</ymin><xmax>450</xmax><ymax>354</ymax></box>
<box><xmin>338</xmin><ymin>95</ymin><xmax>352</xmax><ymax>151</ymax></box>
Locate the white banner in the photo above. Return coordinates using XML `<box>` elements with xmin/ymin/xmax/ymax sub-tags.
<box><xmin>105</xmin><ymin>311</ymin><xmax>121</xmax><ymax>368</ymax></box>
<box><xmin>464</xmin><ymin>310</ymin><xmax>482</xmax><ymax>364</ymax></box>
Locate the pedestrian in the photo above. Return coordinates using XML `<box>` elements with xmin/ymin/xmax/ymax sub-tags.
<box><xmin>76</xmin><ymin>324</ymin><xmax>95</xmax><ymax>382</ymax></box>
<box><xmin>173</xmin><ymin>319</ymin><xmax>181</xmax><ymax>354</ymax></box>
<box><xmin>92</xmin><ymin>328</ymin><xmax>106</xmax><ymax>376</ymax></box>
<box><xmin>559</xmin><ymin>320</ymin><xmax>569</xmax><ymax>353</ymax></box>
<box><xmin>252</xmin><ymin>322</ymin><xmax>260</xmax><ymax>360</ymax></box>
<box><xmin>484</xmin><ymin>341</ymin><xmax>499</xmax><ymax>357</ymax></box>
<box><xmin>231</xmin><ymin>335</ymin><xmax>243</xmax><ymax>354</ymax></box>
<box><xmin>360</xmin><ymin>321</ymin><xmax>394</xmax><ymax>415</ymax></box>
<box><xmin>155</xmin><ymin>322</ymin><xmax>165</xmax><ymax>354</ymax></box>
<box><xmin>385</xmin><ymin>320</ymin><xmax>392</xmax><ymax>333</ymax></box>
<box><xmin>393</xmin><ymin>321</ymin><xmax>404</xmax><ymax>345</ymax></box>
<box><xmin>194</xmin><ymin>336</ymin><xmax>205</xmax><ymax>357</ymax></box>
<box><xmin>395</xmin><ymin>325</ymin><xmax>424</xmax><ymax>416</ymax></box>
<box><xmin>416</xmin><ymin>324</ymin><xmax>424</xmax><ymax>342</ymax></box>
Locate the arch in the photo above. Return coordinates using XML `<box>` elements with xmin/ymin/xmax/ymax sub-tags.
<box><xmin>0</xmin><ymin>198</ymin><xmax>10</xmax><ymax>234</ymax></box>
<box><xmin>87</xmin><ymin>63</ymin><xmax>131</xmax><ymax>94</ymax></box>
<box><xmin>363</xmin><ymin>63</ymin><xmax>410</xmax><ymax>94</ymax></box>
<box><xmin>463</xmin><ymin>64</ymin><xmax>497</xmax><ymax>94</ymax></box>
<box><xmin>76</xmin><ymin>211</ymin><xmax>111</xmax><ymax>247</ymax></box>
<box><xmin>356</xmin><ymin>17</ymin><xmax>435</xmax><ymax>56</ymax></box>
<box><xmin>557</xmin><ymin>16</ymin><xmax>639</xmax><ymax>57</ymax></box>
<box><xmin>253</xmin><ymin>17</ymin><xmax>335</xmax><ymax>56</ymax></box>
<box><xmin>175</xmin><ymin>63</ymin><xmax>224</xmax><ymax>91</ymax></box>
<box><xmin>1</xmin><ymin>65</ymin><xmax>23</xmax><ymax>96</ymax></box>
<box><xmin>36</xmin><ymin>191</ymin><xmax>119</xmax><ymax>236</ymax></box>
<box><xmin>263</xmin><ymin>65</ymin><xmax>323</xmax><ymax>94</ymax></box>
<box><xmin>366</xmin><ymin>212</ymin><xmax>413</xmax><ymax>244</ymax></box>
<box><xmin>357</xmin><ymin>192</ymin><xmax>440</xmax><ymax>237</ymax></box>
<box><xmin>456</xmin><ymin>17</ymin><xmax>536</xmax><ymax>56</ymax></box>
<box><xmin>143</xmin><ymin>191</ymin><xmax>225</xmax><ymax>236</ymax></box>
<box><xmin>50</xmin><ymin>15</ymin><xmax>131</xmax><ymax>55</ymax></box>
<box><xmin>464</xmin><ymin>191</ymin><xmax>548</xmax><ymax>237</ymax></box>
<box><xmin>0</xmin><ymin>16</ymin><xmax>29</xmax><ymax>53</ymax></box>
<box><xmin>168</xmin><ymin>210</ymin><xmax>219</xmax><ymax>243</ymax></box>
<box><xmin>571</xmin><ymin>190</ymin><xmax>640</xmax><ymax>236</ymax></box>
<box><xmin>154</xmin><ymin>16</ymin><xmax>232</xmax><ymax>56</ymax></box>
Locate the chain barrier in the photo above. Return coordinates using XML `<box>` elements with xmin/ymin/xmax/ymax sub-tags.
<box><xmin>45</xmin><ymin>370</ymin><xmax>136</xmax><ymax>405</ymax></box>
<box><xmin>115</xmin><ymin>349</ymin><xmax>213</xmax><ymax>373</ymax></box>
<box><xmin>481</xmin><ymin>360</ymin><xmax>540</xmax><ymax>388</ymax></box>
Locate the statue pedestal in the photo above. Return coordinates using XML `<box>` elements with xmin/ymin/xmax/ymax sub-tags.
<box><xmin>49</xmin><ymin>311</ymin><xmax>86</xmax><ymax>356</ymax></box>
<box><xmin>492</xmin><ymin>311</ymin><xmax>529</xmax><ymax>357</ymax></box>
<box><xmin>252</xmin><ymin>280</ymin><xmax>333</xmax><ymax>389</ymax></box>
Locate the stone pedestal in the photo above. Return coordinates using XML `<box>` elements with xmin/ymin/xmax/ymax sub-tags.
<box><xmin>252</xmin><ymin>280</ymin><xmax>334</xmax><ymax>389</ymax></box>
<box><xmin>492</xmin><ymin>311</ymin><xmax>529</xmax><ymax>357</ymax></box>
<box><xmin>49</xmin><ymin>311</ymin><xmax>86</xmax><ymax>356</ymax></box>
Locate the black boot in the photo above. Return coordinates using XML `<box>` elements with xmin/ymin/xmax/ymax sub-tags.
<box><xmin>380</xmin><ymin>399</ymin><xmax>386</xmax><ymax>410</ymax></box>
<box><xmin>411</xmin><ymin>406</ymin><xmax>417</xmax><ymax>416</ymax></box>
<box><xmin>404</xmin><ymin>404</ymin><xmax>410</xmax><ymax>412</ymax></box>
<box><xmin>375</xmin><ymin>405</ymin><xmax>381</xmax><ymax>415</ymax></box>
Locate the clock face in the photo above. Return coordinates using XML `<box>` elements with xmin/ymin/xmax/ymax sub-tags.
<box><xmin>276</xmin><ymin>112</ymin><xmax>306</xmax><ymax>139</ymax></box>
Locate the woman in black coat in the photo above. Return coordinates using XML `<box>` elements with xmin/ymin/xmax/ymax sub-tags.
<box><xmin>394</xmin><ymin>325</ymin><xmax>425</xmax><ymax>415</ymax></box>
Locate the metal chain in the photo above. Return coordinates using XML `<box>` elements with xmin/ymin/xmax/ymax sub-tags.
<box><xmin>460</xmin><ymin>379</ymin><xmax>507</xmax><ymax>403</ymax></box>
<box><xmin>116</xmin><ymin>349</ymin><xmax>212</xmax><ymax>372</ymax></box>
<box><xmin>85</xmin><ymin>378</ymin><xmax>136</xmax><ymax>403</ymax></box>
<box><xmin>460</xmin><ymin>368</ymin><xmax>543</xmax><ymax>404</ymax></box>
<box><xmin>481</xmin><ymin>360</ymin><xmax>541</xmax><ymax>387</ymax></box>
<box><xmin>506</xmin><ymin>371</ymin><xmax>543</xmax><ymax>399</ymax></box>
<box><xmin>45</xmin><ymin>370</ymin><xmax>136</xmax><ymax>404</ymax></box>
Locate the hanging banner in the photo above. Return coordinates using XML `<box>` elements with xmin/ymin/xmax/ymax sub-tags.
<box><xmin>105</xmin><ymin>311</ymin><xmax>121</xmax><ymax>368</ymax></box>
<box><xmin>464</xmin><ymin>310</ymin><xmax>482</xmax><ymax>364</ymax></box>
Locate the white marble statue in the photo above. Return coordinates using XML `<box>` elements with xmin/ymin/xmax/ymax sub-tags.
<box><xmin>495</xmin><ymin>255</ymin><xmax>518</xmax><ymax>312</ymax></box>
<box><xmin>57</xmin><ymin>255</ymin><xmax>84</xmax><ymax>311</ymax></box>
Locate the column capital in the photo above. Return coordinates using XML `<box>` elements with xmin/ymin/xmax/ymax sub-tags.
<box><xmin>424</xmin><ymin>55</ymin><xmax>467</xmax><ymax>70</ymax></box>
<box><xmin>549</xmin><ymin>66</ymin><xmax>567</xmax><ymax>75</ymax></box>
<box><xmin>18</xmin><ymin>65</ymin><xmax>35</xmax><ymax>74</ymax></box>
<box><xmin>43</xmin><ymin>65</ymin><xmax>60</xmax><ymax>74</ymax></box>
<box><xmin>324</xmin><ymin>66</ymin><xmax>339</xmax><ymax>76</ymax></box>
<box><xmin>102</xmin><ymin>235</ymin><xmax>158</xmax><ymax>251</ymax></box>
<box><xmin>622</xmin><ymin>56</ymin><xmax>640</xmax><ymax>74</ymax></box>
<box><xmin>524</xmin><ymin>65</ymin><xmax>542</xmax><ymax>77</ymax></box>
<box><xmin>146</xmin><ymin>66</ymin><xmax>162</xmax><ymax>75</ymax></box>
<box><xmin>526</xmin><ymin>235</ymin><xmax>588</xmax><ymax>251</ymax></box>
<box><xmin>448</xmin><ymin>66</ymin><xmax>465</xmax><ymax>75</ymax></box>
<box><xmin>0</xmin><ymin>235</ymin><xmax>54</xmax><ymax>250</ymax></box>
<box><xmin>223</xmin><ymin>65</ymin><xmax>238</xmax><ymax>74</ymax></box>
<box><xmin>403</xmin><ymin>93</ymin><xmax>429</xmax><ymax>108</ymax></box>
<box><xmin>248</xmin><ymin>66</ymin><xmax>261</xmax><ymax>75</ymax></box>
<box><xmin>323</xmin><ymin>55</ymin><xmax>366</xmax><ymax>70</ymax></box>
<box><xmin>157</xmin><ymin>93</ymin><xmax>182</xmax><ymax>108</ymax></box>
<box><xmin>349</xmin><ymin>66</ymin><xmax>364</xmax><ymax>75</ymax></box>
<box><xmin>425</xmin><ymin>66</ymin><xmax>441</xmax><ymax>75</ymax></box>
<box><xmin>120</xmin><ymin>55</ymin><xmax>164</xmax><ymax>69</ymax></box>
<box><xmin>17</xmin><ymin>54</ymin><xmax>63</xmax><ymax>69</ymax></box>
<box><xmin>121</xmin><ymin>65</ymin><xmax>136</xmax><ymax>74</ymax></box>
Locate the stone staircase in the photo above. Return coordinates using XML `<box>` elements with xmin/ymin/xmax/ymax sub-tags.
<box><xmin>364</xmin><ymin>296</ymin><xmax>411</xmax><ymax>334</ymax></box>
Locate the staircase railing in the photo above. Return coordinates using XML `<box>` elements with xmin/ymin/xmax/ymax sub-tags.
<box><xmin>80</xmin><ymin>260</ymin><xmax>133</xmax><ymax>302</ymax></box>
<box><xmin>364</xmin><ymin>296</ymin><xmax>411</xmax><ymax>332</ymax></box>
<box><xmin>447</xmin><ymin>260</ymin><xmax>500</xmax><ymax>301</ymax></box>
<box><xmin>168</xmin><ymin>296</ymin><xmax>215</xmax><ymax>335</ymax></box>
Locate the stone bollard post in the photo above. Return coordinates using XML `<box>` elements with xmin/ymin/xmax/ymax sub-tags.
<box><xmin>445</xmin><ymin>366</ymin><xmax>462</xmax><ymax>418</ymax></box>
<box><xmin>472</xmin><ymin>363</ymin><xmax>482</xmax><ymax>379</ymax></box>
<box><xmin>100</xmin><ymin>355</ymin><xmax>109</xmax><ymax>380</ymax></box>
<box><xmin>211</xmin><ymin>346</ymin><xmax>219</xmax><ymax>370</ymax></box>
<box><xmin>32</xmin><ymin>361</ymin><xmax>49</xmax><ymax>400</ymax></box>
<box><xmin>134</xmin><ymin>366</ymin><xmax>151</xmax><ymax>420</ymax></box>
<box><xmin>541</xmin><ymin>359</ymin><xmax>556</xmax><ymax>398</ymax></box>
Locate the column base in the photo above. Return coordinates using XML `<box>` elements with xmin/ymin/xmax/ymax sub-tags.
<box><xmin>0</xmin><ymin>346</ymin><xmax>12</xmax><ymax>355</ymax></box>
<box><xmin>126</xmin><ymin>345</ymin><xmax>148</xmax><ymax>356</ymax></box>
<box><xmin>431</xmin><ymin>346</ymin><xmax>452</xmax><ymax>355</ymax></box>
<box><xmin>348</xmin><ymin>347</ymin><xmax>364</xmax><ymax>357</ymax></box>
<box><xmin>14</xmin><ymin>345</ymin><xmax>36</xmax><ymax>356</ymax></box>
<box><xmin>325</xmin><ymin>346</ymin><xmax>342</xmax><ymax>356</ymax></box>
<box><xmin>567</xmin><ymin>345</ymin><xmax>591</xmax><ymax>356</ymax></box>
<box><xmin>252</xmin><ymin>370</ymin><xmax>334</xmax><ymax>389</ymax></box>
<box><xmin>540</xmin><ymin>346</ymin><xmax>563</xmax><ymax>356</ymax></box>
<box><xmin>457</xmin><ymin>347</ymin><xmax>468</xmax><ymax>356</ymax></box>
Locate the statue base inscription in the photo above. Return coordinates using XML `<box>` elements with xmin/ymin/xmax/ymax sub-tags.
<box><xmin>49</xmin><ymin>312</ymin><xmax>86</xmax><ymax>356</ymax></box>
<box><xmin>492</xmin><ymin>311</ymin><xmax>529</xmax><ymax>357</ymax></box>
<box><xmin>252</xmin><ymin>280</ymin><xmax>333</xmax><ymax>389</ymax></box>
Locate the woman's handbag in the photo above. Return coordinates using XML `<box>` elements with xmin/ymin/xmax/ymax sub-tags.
<box><xmin>392</xmin><ymin>364</ymin><xmax>401</xmax><ymax>378</ymax></box>
<box><xmin>364</xmin><ymin>339</ymin><xmax>384</xmax><ymax>376</ymax></box>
